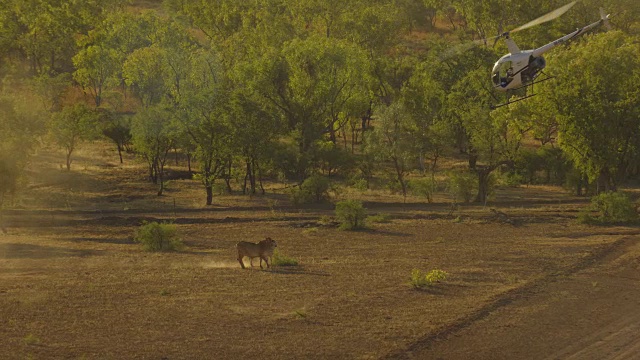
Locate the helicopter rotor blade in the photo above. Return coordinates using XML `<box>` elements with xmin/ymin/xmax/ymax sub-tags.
<box><xmin>510</xmin><ymin>1</ymin><xmax>577</xmax><ymax>34</ymax></box>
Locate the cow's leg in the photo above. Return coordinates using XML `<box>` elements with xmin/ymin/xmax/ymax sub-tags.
<box><xmin>237</xmin><ymin>255</ymin><xmax>245</xmax><ymax>269</ymax></box>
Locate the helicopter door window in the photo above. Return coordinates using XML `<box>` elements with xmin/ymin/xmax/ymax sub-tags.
<box><xmin>494</xmin><ymin>61</ymin><xmax>513</xmax><ymax>87</ymax></box>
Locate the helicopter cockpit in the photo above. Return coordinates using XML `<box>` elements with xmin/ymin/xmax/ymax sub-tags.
<box><xmin>492</xmin><ymin>59</ymin><xmax>514</xmax><ymax>88</ymax></box>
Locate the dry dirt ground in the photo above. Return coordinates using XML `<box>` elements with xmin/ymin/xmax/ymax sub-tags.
<box><xmin>2</xmin><ymin>143</ymin><xmax>640</xmax><ymax>359</ymax></box>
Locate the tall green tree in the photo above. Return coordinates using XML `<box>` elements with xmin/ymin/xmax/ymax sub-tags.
<box><xmin>0</xmin><ymin>94</ymin><xmax>45</xmax><ymax>208</ymax></box>
<box><xmin>246</xmin><ymin>35</ymin><xmax>370</xmax><ymax>181</ymax></box>
<box><xmin>175</xmin><ymin>49</ymin><xmax>231</xmax><ymax>205</ymax></box>
<box><xmin>364</xmin><ymin>102</ymin><xmax>417</xmax><ymax>198</ymax></box>
<box><xmin>50</xmin><ymin>103</ymin><xmax>97</xmax><ymax>170</ymax></box>
<box><xmin>543</xmin><ymin>31</ymin><xmax>640</xmax><ymax>192</ymax></box>
<box><xmin>131</xmin><ymin>105</ymin><xmax>175</xmax><ymax>195</ymax></box>
<box><xmin>73</xmin><ymin>45</ymin><xmax>119</xmax><ymax>107</ymax></box>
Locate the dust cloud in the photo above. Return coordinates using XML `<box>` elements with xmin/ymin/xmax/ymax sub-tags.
<box><xmin>202</xmin><ymin>261</ymin><xmax>239</xmax><ymax>269</ymax></box>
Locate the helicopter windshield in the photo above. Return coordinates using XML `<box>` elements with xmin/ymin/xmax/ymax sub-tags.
<box><xmin>492</xmin><ymin>60</ymin><xmax>514</xmax><ymax>87</ymax></box>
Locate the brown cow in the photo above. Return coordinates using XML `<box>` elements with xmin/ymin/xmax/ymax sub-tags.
<box><xmin>236</xmin><ymin>237</ymin><xmax>277</xmax><ymax>269</ymax></box>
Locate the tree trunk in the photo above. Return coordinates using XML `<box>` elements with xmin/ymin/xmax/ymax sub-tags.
<box><xmin>474</xmin><ymin>168</ymin><xmax>491</xmax><ymax>204</ymax></box>
<box><xmin>206</xmin><ymin>185</ymin><xmax>213</xmax><ymax>205</ymax></box>
<box><xmin>596</xmin><ymin>168</ymin><xmax>616</xmax><ymax>194</ymax></box>
<box><xmin>66</xmin><ymin>151</ymin><xmax>72</xmax><ymax>171</ymax></box>
<box><xmin>224</xmin><ymin>159</ymin><xmax>232</xmax><ymax>193</ymax></box>
<box><xmin>117</xmin><ymin>144</ymin><xmax>123</xmax><ymax>164</ymax></box>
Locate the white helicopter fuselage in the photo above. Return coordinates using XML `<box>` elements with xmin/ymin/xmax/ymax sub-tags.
<box><xmin>492</xmin><ymin>10</ymin><xmax>610</xmax><ymax>91</ymax></box>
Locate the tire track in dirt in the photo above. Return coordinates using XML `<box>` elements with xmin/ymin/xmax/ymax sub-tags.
<box><xmin>543</xmin><ymin>309</ymin><xmax>640</xmax><ymax>360</ymax></box>
<box><xmin>384</xmin><ymin>234</ymin><xmax>640</xmax><ymax>360</ymax></box>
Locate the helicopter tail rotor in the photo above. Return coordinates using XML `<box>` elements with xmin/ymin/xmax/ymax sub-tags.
<box><xmin>600</xmin><ymin>8</ymin><xmax>612</xmax><ymax>30</ymax></box>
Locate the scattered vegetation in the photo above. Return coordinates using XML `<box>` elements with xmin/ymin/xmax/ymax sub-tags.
<box><xmin>302</xmin><ymin>227</ymin><xmax>319</xmax><ymax>235</ymax></box>
<box><xmin>578</xmin><ymin>192</ymin><xmax>638</xmax><ymax>224</ymax></box>
<box><xmin>367</xmin><ymin>213</ymin><xmax>392</xmax><ymax>224</ymax></box>
<box><xmin>447</xmin><ymin>171</ymin><xmax>477</xmax><ymax>204</ymax></box>
<box><xmin>133</xmin><ymin>221</ymin><xmax>184</xmax><ymax>252</ymax></box>
<box><xmin>335</xmin><ymin>200</ymin><xmax>367</xmax><ymax>230</ymax></box>
<box><xmin>409</xmin><ymin>177</ymin><xmax>438</xmax><ymax>203</ymax></box>
<box><xmin>271</xmin><ymin>249</ymin><xmax>299</xmax><ymax>267</ymax></box>
<box><xmin>23</xmin><ymin>334</ymin><xmax>40</xmax><ymax>346</ymax></box>
<box><xmin>290</xmin><ymin>175</ymin><xmax>332</xmax><ymax>205</ymax></box>
<box><xmin>410</xmin><ymin>269</ymin><xmax>448</xmax><ymax>289</ymax></box>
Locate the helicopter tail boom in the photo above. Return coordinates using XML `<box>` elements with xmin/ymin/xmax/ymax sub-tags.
<box><xmin>532</xmin><ymin>9</ymin><xmax>610</xmax><ymax>58</ymax></box>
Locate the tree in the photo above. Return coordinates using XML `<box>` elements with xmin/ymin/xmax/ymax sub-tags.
<box><xmin>50</xmin><ymin>104</ymin><xmax>97</xmax><ymax>170</ymax></box>
<box><xmin>364</xmin><ymin>102</ymin><xmax>417</xmax><ymax>198</ymax></box>
<box><xmin>446</xmin><ymin>67</ymin><xmax>524</xmax><ymax>204</ymax></box>
<box><xmin>73</xmin><ymin>45</ymin><xmax>119</xmax><ymax>107</ymax></box>
<box><xmin>123</xmin><ymin>46</ymin><xmax>168</xmax><ymax>108</ymax></box>
<box><xmin>542</xmin><ymin>31</ymin><xmax>640</xmax><ymax>192</ymax></box>
<box><xmin>175</xmin><ymin>49</ymin><xmax>231</xmax><ymax>205</ymax></box>
<box><xmin>246</xmin><ymin>35</ymin><xmax>369</xmax><ymax>182</ymax></box>
<box><xmin>99</xmin><ymin>110</ymin><xmax>132</xmax><ymax>164</ymax></box>
<box><xmin>227</xmin><ymin>91</ymin><xmax>282</xmax><ymax>195</ymax></box>
<box><xmin>130</xmin><ymin>105</ymin><xmax>175</xmax><ymax>196</ymax></box>
<box><xmin>0</xmin><ymin>95</ymin><xmax>44</xmax><ymax>208</ymax></box>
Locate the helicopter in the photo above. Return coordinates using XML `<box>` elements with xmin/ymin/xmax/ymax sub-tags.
<box><xmin>489</xmin><ymin>1</ymin><xmax>611</xmax><ymax>109</ymax></box>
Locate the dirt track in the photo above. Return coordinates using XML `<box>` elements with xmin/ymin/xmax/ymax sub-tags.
<box><xmin>388</xmin><ymin>236</ymin><xmax>640</xmax><ymax>360</ymax></box>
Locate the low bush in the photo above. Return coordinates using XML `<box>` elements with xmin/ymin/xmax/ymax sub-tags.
<box><xmin>290</xmin><ymin>175</ymin><xmax>331</xmax><ymax>205</ymax></box>
<box><xmin>272</xmin><ymin>249</ymin><xmax>299</xmax><ymax>266</ymax></box>
<box><xmin>134</xmin><ymin>221</ymin><xmax>183</xmax><ymax>251</ymax></box>
<box><xmin>447</xmin><ymin>171</ymin><xmax>477</xmax><ymax>203</ymax></box>
<box><xmin>410</xmin><ymin>269</ymin><xmax>448</xmax><ymax>289</ymax></box>
<box><xmin>578</xmin><ymin>191</ymin><xmax>638</xmax><ymax>224</ymax></box>
<box><xmin>409</xmin><ymin>177</ymin><xmax>438</xmax><ymax>203</ymax></box>
<box><xmin>367</xmin><ymin>213</ymin><xmax>391</xmax><ymax>223</ymax></box>
<box><xmin>335</xmin><ymin>199</ymin><xmax>367</xmax><ymax>230</ymax></box>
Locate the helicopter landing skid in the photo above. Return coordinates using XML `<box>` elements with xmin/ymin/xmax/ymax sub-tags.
<box><xmin>490</xmin><ymin>75</ymin><xmax>555</xmax><ymax>110</ymax></box>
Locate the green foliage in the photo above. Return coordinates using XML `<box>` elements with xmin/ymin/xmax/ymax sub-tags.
<box><xmin>578</xmin><ymin>192</ymin><xmax>638</xmax><ymax>225</ymax></box>
<box><xmin>290</xmin><ymin>175</ymin><xmax>331</xmax><ymax>205</ymax></box>
<box><xmin>351</xmin><ymin>178</ymin><xmax>369</xmax><ymax>192</ymax></box>
<box><xmin>272</xmin><ymin>249</ymin><xmax>299</xmax><ymax>267</ymax></box>
<box><xmin>410</xmin><ymin>269</ymin><xmax>448</xmax><ymax>289</ymax></box>
<box><xmin>409</xmin><ymin>177</ymin><xmax>438</xmax><ymax>203</ymax></box>
<box><xmin>335</xmin><ymin>199</ymin><xmax>367</xmax><ymax>230</ymax></box>
<box><xmin>0</xmin><ymin>94</ymin><xmax>45</xmax><ymax>207</ymax></box>
<box><xmin>447</xmin><ymin>171</ymin><xmax>477</xmax><ymax>203</ymax></box>
<box><xmin>363</xmin><ymin>103</ymin><xmax>417</xmax><ymax>197</ymax></box>
<box><xmin>314</xmin><ymin>140</ymin><xmax>355</xmax><ymax>177</ymax></box>
<box><xmin>513</xmin><ymin>147</ymin><xmax>572</xmax><ymax>186</ymax></box>
<box><xmin>367</xmin><ymin>213</ymin><xmax>391</xmax><ymax>224</ymax></box>
<box><xmin>134</xmin><ymin>221</ymin><xmax>183</xmax><ymax>252</ymax></box>
<box><xmin>545</xmin><ymin>31</ymin><xmax>640</xmax><ymax>186</ymax></box>
<box><xmin>23</xmin><ymin>333</ymin><xmax>40</xmax><ymax>346</ymax></box>
<box><xmin>50</xmin><ymin>104</ymin><xmax>98</xmax><ymax>170</ymax></box>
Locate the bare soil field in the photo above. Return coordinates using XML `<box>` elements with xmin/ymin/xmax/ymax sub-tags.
<box><xmin>2</xmin><ymin>143</ymin><xmax>640</xmax><ymax>359</ymax></box>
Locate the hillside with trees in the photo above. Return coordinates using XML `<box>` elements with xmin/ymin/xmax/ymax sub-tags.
<box><xmin>1</xmin><ymin>0</ymin><xmax>639</xmax><ymax>206</ymax></box>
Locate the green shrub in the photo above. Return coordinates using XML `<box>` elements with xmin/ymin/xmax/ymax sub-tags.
<box><xmin>410</xmin><ymin>269</ymin><xmax>428</xmax><ymax>289</ymax></box>
<box><xmin>134</xmin><ymin>221</ymin><xmax>183</xmax><ymax>251</ymax></box>
<box><xmin>272</xmin><ymin>249</ymin><xmax>299</xmax><ymax>266</ymax></box>
<box><xmin>335</xmin><ymin>199</ymin><xmax>367</xmax><ymax>230</ymax></box>
<box><xmin>425</xmin><ymin>269</ymin><xmax>448</xmax><ymax>283</ymax></box>
<box><xmin>410</xmin><ymin>269</ymin><xmax>448</xmax><ymax>289</ymax></box>
<box><xmin>290</xmin><ymin>175</ymin><xmax>331</xmax><ymax>205</ymax></box>
<box><xmin>367</xmin><ymin>213</ymin><xmax>391</xmax><ymax>223</ymax></box>
<box><xmin>23</xmin><ymin>334</ymin><xmax>40</xmax><ymax>346</ymax></box>
<box><xmin>447</xmin><ymin>171</ymin><xmax>477</xmax><ymax>203</ymax></box>
<box><xmin>409</xmin><ymin>177</ymin><xmax>438</xmax><ymax>203</ymax></box>
<box><xmin>351</xmin><ymin>178</ymin><xmax>369</xmax><ymax>191</ymax></box>
<box><xmin>578</xmin><ymin>192</ymin><xmax>638</xmax><ymax>224</ymax></box>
